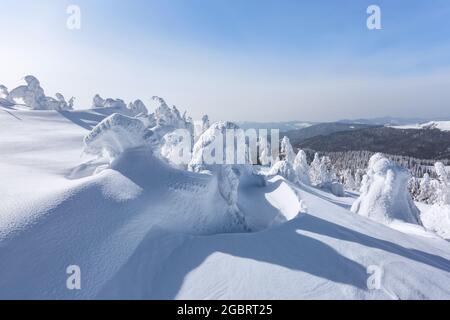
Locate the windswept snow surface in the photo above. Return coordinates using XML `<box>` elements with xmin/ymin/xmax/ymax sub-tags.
<box><xmin>1</xmin><ymin>107</ymin><xmax>450</xmax><ymax>299</ymax></box>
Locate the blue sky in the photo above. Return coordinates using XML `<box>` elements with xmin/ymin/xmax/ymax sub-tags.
<box><xmin>1</xmin><ymin>0</ymin><xmax>450</xmax><ymax>121</ymax></box>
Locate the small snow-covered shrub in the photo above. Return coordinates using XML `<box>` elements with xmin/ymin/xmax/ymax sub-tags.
<box><xmin>92</xmin><ymin>94</ymin><xmax>127</xmax><ymax>110</ymax></box>
<box><xmin>330</xmin><ymin>182</ymin><xmax>345</xmax><ymax>197</ymax></box>
<box><xmin>343</xmin><ymin>169</ymin><xmax>357</xmax><ymax>191</ymax></box>
<box><xmin>351</xmin><ymin>153</ymin><xmax>421</xmax><ymax>225</ymax></box>
<box><xmin>83</xmin><ymin>113</ymin><xmax>150</xmax><ymax>161</ymax></box>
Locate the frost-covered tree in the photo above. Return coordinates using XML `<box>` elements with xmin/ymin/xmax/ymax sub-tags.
<box><xmin>434</xmin><ymin>162</ymin><xmax>450</xmax><ymax>205</ymax></box>
<box><xmin>354</xmin><ymin>169</ymin><xmax>365</xmax><ymax>191</ymax></box>
<box><xmin>417</xmin><ymin>173</ymin><xmax>434</xmax><ymax>204</ymax></box>
<box><xmin>92</xmin><ymin>94</ymin><xmax>105</xmax><ymax>108</ymax></box>
<box><xmin>280</xmin><ymin>136</ymin><xmax>295</xmax><ymax>164</ymax></box>
<box><xmin>258</xmin><ymin>136</ymin><xmax>273</xmax><ymax>167</ymax></box>
<box><xmin>7</xmin><ymin>75</ymin><xmax>46</xmax><ymax>109</ymax></box>
<box><xmin>152</xmin><ymin>96</ymin><xmax>186</xmax><ymax>128</ymax></box>
<box><xmin>351</xmin><ymin>153</ymin><xmax>421</xmax><ymax>225</ymax></box>
<box><xmin>293</xmin><ymin>149</ymin><xmax>310</xmax><ymax>184</ymax></box>
<box><xmin>310</xmin><ymin>154</ymin><xmax>335</xmax><ymax>187</ymax></box>
<box><xmin>189</xmin><ymin>121</ymin><xmax>250</xmax><ymax>172</ymax></box>
<box><xmin>52</xmin><ymin>93</ymin><xmax>73</xmax><ymax>111</ymax></box>
<box><xmin>309</xmin><ymin>153</ymin><xmax>322</xmax><ymax>186</ymax></box>
<box><xmin>343</xmin><ymin>169</ymin><xmax>356</xmax><ymax>191</ymax></box>
<box><xmin>218</xmin><ymin>165</ymin><xmax>248</xmax><ymax>230</ymax></box>
<box><xmin>202</xmin><ymin>115</ymin><xmax>210</xmax><ymax>133</ymax></box>
<box><xmin>83</xmin><ymin>113</ymin><xmax>150</xmax><ymax>162</ymax></box>
<box><xmin>68</xmin><ymin>97</ymin><xmax>75</xmax><ymax>109</ymax></box>
<box><xmin>128</xmin><ymin>99</ymin><xmax>148</xmax><ymax>116</ymax></box>
<box><xmin>160</xmin><ymin>128</ymin><xmax>193</xmax><ymax>168</ymax></box>
<box><xmin>321</xmin><ymin>156</ymin><xmax>336</xmax><ymax>184</ymax></box>
<box><xmin>421</xmin><ymin>163</ymin><xmax>450</xmax><ymax>239</ymax></box>
<box><xmin>5</xmin><ymin>75</ymin><xmax>73</xmax><ymax>110</ymax></box>
<box><xmin>408</xmin><ymin>177</ymin><xmax>421</xmax><ymax>201</ymax></box>
<box><xmin>268</xmin><ymin>160</ymin><xmax>298</xmax><ymax>183</ymax></box>
<box><xmin>92</xmin><ymin>94</ymin><xmax>126</xmax><ymax>110</ymax></box>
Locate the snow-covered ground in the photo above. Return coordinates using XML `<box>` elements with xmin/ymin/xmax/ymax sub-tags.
<box><xmin>1</xmin><ymin>106</ymin><xmax>450</xmax><ymax>300</ymax></box>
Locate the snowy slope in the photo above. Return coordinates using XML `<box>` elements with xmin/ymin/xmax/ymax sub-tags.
<box><xmin>236</xmin><ymin>121</ymin><xmax>314</xmax><ymax>131</ymax></box>
<box><xmin>0</xmin><ymin>107</ymin><xmax>300</xmax><ymax>299</ymax></box>
<box><xmin>1</xmin><ymin>106</ymin><xmax>450</xmax><ymax>300</ymax></box>
<box><xmin>391</xmin><ymin>121</ymin><xmax>450</xmax><ymax>131</ymax></box>
<box><xmin>139</xmin><ymin>184</ymin><xmax>450</xmax><ymax>300</ymax></box>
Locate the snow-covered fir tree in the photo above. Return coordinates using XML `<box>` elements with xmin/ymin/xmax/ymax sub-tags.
<box><xmin>321</xmin><ymin>156</ymin><xmax>336</xmax><ymax>184</ymax></box>
<box><xmin>280</xmin><ymin>136</ymin><xmax>296</xmax><ymax>163</ymax></box>
<box><xmin>435</xmin><ymin>162</ymin><xmax>450</xmax><ymax>205</ymax></box>
<box><xmin>417</xmin><ymin>173</ymin><xmax>434</xmax><ymax>204</ymax></box>
<box><xmin>293</xmin><ymin>149</ymin><xmax>310</xmax><ymax>184</ymax></box>
<box><xmin>343</xmin><ymin>169</ymin><xmax>357</xmax><ymax>191</ymax></box>
<box><xmin>309</xmin><ymin>153</ymin><xmax>322</xmax><ymax>186</ymax></box>
<box><xmin>309</xmin><ymin>153</ymin><xmax>333</xmax><ymax>187</ymax></box>
<box><xmin>258</xmin><ymin>136</ymin><xmax>273</xmax><ymax>166</ymax></box>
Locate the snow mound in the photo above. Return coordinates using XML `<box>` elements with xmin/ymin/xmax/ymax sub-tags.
<box><xmin>351</xmin><ymin>153</ymin><xmax>421</xmax><ymax>225</ymax></box>
<box><xmin>421</xmin><ymin>205</ymin><xmax>450</xmax><ymax>239</ymax></box>
<box><xmin>330</xmin><ymin>182</ymin><xmax>345</xmax><ymax>197</ymax></box>
<box><xmin>83</xmin><ymin>113</ymin><xmax>151</xmax><ymax>160</ymax></box>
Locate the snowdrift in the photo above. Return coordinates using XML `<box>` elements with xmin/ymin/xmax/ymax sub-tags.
<box><xmin>421</xmin><ymin>205</ymin><xmax>450</xmax><ymax>239</ymax></box>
